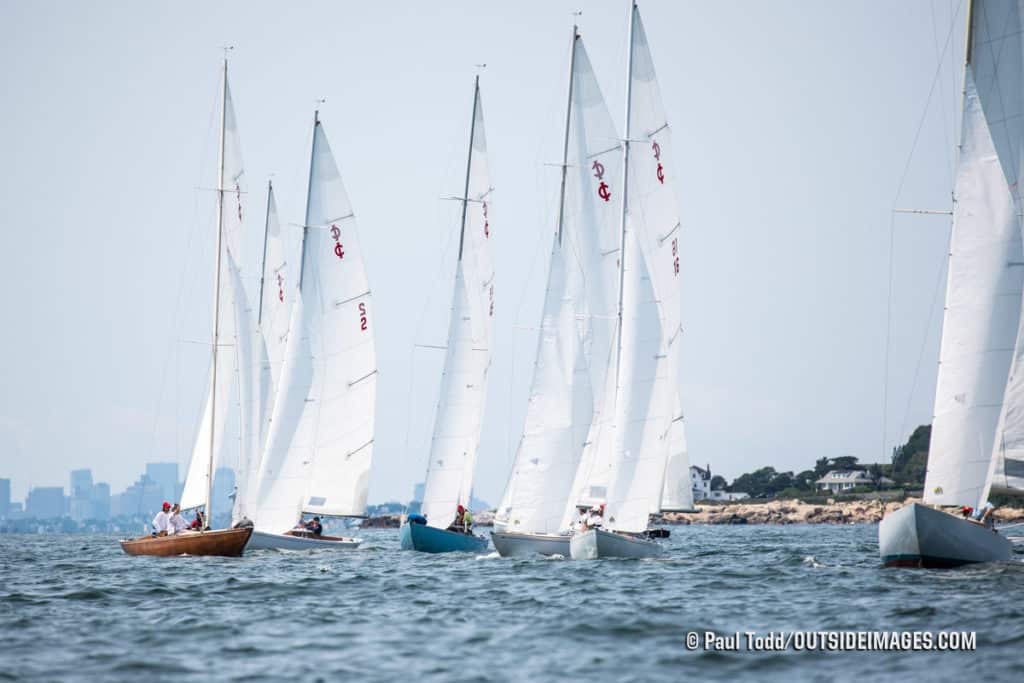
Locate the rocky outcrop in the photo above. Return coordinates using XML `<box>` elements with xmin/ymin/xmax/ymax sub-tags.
<box><xmin>658</xmin><ymin>498</ymin><xmax>1024</xmax><ymax>525</ymax></box>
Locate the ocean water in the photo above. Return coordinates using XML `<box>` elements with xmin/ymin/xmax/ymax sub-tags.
<box><xmin>1</xmin><ymin>524</ymin><xmax>1022</xmax><ymax>682</ymax></box>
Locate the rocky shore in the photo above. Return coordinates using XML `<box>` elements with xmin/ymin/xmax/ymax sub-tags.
<box><xmin>659</xmin><ymin>498</ymin><xmax>1024</xmax><ymax>525</ymax></box>
<box><xmin>362</xmin><ymin>500</ymin><xmax>1024</xmax><ymax>529</ymax></box>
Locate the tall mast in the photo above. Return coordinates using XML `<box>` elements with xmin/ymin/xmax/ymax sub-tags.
<box><xmin>457</xmin><ymin>76</ymin><xmax>480</xmax><ymax>261</ymax></box>
<box><xmin>299</xmin><ymin>111</ymin><xmax>320</xmax><ymax>289</ymax></box>
<box><xmin>611</xmin><ymin>2</ymin><xmax>637</xmax><ymax>411</ymax></box>
<box><xmin>256</xmin><ymin>179</ymin><xmax>273</xmax><ymax>325</ymax></box>
<box><xmin>206</xmin><ymin>57</ymin><xmax>229</xmax><ymax>525</ymax></box>
<box><xmin>555</xmin><ymin>27</ymin><xmax>579</xmax><ymax>245</ymax></box>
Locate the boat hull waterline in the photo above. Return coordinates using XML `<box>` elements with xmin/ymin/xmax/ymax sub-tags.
<box><xmin>399</xmin><ymin>522</ymin><xmax>489</xmax><ymax>554</ymax></box>
<box><xmin>878</xmin><ymin>503</ymin><xmax>1013</xmax><ymax>568</ymax></box>
<box><xmin>246</xmin><ymin>530</ymin><xmax>362</xmax><ymax>551</ymax></box>
<box><xmin>491</xmin><ymin>531</ymin><xmax>570</xmax><ymax>557</ymax></box>
<box><xmin>569</xmin><ymin>528</ymin><xmax>664</xmax><ymax>560</ymax></box>
<box><xmin>119</xmin><ymin>527</ymin><xmax>253</xmax><ymax>557</ymax></box>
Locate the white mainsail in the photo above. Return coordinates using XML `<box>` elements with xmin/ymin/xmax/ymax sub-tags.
<box><xmin>924</xmin><ymin>70</ymin><xmax>1023</xmax><ymax>508</ymax></box>
<box><xmin>420</xmin><ymin>79</ymin><xmax>495</xmax><ymax>529</ymax></box>
<box><xmin>180</xmin><ymin>63</ymin><xmax>247</xmax><ymax>515</ymax></box>
<box><xmin>252</xmin><ymin>115</ymin><xmax>376</xmax><ymax>532</ymax></box>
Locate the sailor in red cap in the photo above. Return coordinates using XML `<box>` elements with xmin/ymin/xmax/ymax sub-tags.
<box><xmin>152</xmin><ymin>502</ymin><xmax>172</xmax><ymax>537</ymax></box>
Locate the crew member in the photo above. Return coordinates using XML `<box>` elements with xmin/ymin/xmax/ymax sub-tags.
<box><xmin>304</xmin><ymin>516</ymin><xmax>323</xmax><ymax>536</ymax></box>
<box><xmin>168</xmin><ymin>503</ymin><xmax>190</xmax><ymax>535</ymax></box>
<box><xmin>152</xmin><ymin>502</ymin><xmax>171</xmax><ymax>537</ymax></box>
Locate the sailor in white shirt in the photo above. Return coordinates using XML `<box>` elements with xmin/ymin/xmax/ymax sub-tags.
<box><xmin>168</xmin><ymin>503</ymin><xmax>191</xmax><ymax>535</ymax></box>
<box><xmin>152</xmin><ymin>502</ymin><xmax>172</xmax><ymax>536</ymax></box>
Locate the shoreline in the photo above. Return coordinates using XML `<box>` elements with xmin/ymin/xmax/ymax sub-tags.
<box><xmin>363</xmin><ymin>499</ymin><xmax>1024</xmax><ymax>529</ymax></box>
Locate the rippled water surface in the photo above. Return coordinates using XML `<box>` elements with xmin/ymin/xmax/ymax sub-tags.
<box><xmin>2</xmin><ymin>525</ymin><xmax>1023</xmax><ymax>682</ymax></box>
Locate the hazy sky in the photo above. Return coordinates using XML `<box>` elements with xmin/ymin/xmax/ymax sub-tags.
<box><xmin>0</xmin><ymin>0</ymin><xmax>965</xmax><ymax>505</ymax></box>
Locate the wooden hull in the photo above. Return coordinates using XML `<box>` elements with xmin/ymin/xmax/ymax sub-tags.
<box><xmin>247</xmin><ymin>529</ymin><xmax>362</xmax><ymax>550</ymax></box>
<box><xmin>570</xmin><ymin>528</ymin><xmax>664</xmax><ymax>560</ymax></box>
<box><xmin>491</xmin><ymin>531</ymin><xmax>569</xmax><ymax>557</ymax></box>
<box><xmin>119</xmin><ymin>527</ymin><xmax>253</xmax><ymax>557</ymax></box>
<box><xmin>399</xmin><ymin>522</ymin><xmax>489</xmax><ymax>553</ymax></box>
<box><xmin>879</xmin><ymin>503</ymin><xmax>1013</xmax><ymax>568</ymax></box>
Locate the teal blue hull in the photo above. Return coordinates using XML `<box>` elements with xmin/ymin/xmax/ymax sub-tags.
<box><xmin>399</xmin><ymin>522</ymin><xmax>489</xmax><ymax>553</ymax></box>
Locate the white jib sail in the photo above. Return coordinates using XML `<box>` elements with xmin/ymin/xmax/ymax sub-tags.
<box><xmin>602</xmin><ymin>230</ymin><xmax>672</xmax><ymax>533</ymax></box>
<box><xmin>924</xmin><ymin>70</ymin><xmax>1023</xmax><ymax>508</ymax></box>
<box><xmin>253</xmin><ymin>117</ymin><xmax>376</xmax><ymax>532</ymax></box>
<box><xmin>495</xmin><ymin>235</ymin><xmax>593</xmax><ymax>534</ymax></box>
<box><xmin>660</xmin><ymin>397</ymin><xmax>693</xmax><ymax>512</ymax></box>
<box><xmin>420</xmin><ymin>82</ymin><xmax>495</xmax><ymax>529</ymax></box>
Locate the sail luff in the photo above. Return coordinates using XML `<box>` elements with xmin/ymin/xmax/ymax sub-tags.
<box><xmin>257</xmin><ymin>180</ymin><xmax>272</xmax><ymax>325</ymax></box>
<box><xmin>457</xmin><ymin>77</ymin><xmax>480</xmax><ymax>262</ymax></box>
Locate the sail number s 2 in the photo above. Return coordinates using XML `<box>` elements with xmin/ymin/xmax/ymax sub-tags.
<box><xmin>330</xmin><ymin>224</ymin><xmax>345</xmax><ymax>260</ymax></box>
<box><xmin>671</xmin><ymin>237</ymin><xmax>679</xmax><ymax>276</ymax></box>
<box><xmin>358</xmin><ymin>302</ymin><xmax>368</xmax><ymax>331</ymax></box>
<box><xmin>483</xmin><ymin>201</ymin><xmax>490</xmax><ymax>238</ymax></box>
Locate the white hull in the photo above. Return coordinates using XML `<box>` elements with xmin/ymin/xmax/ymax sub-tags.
<box><xmin>569</xmin><ymin>528</ymin><xmax>664</xmax><ymax>560</ymax></box>
<box><xmin>878</xmin><ymin>503</ymin><xmax>1012</xmax><ymax>567</ymax></box>
<box><xmin>247</xmin><ymin>530</ymin><xmax>362</xmax><ymax>551</ymax></box>
<box><xmin>491</xmin><ymin>531</ymin><xmax>570</xmax><ymax>557</ymax></box>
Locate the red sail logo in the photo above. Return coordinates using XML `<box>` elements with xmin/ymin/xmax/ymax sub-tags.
<box><xmin>593</xmin><ymin>160</ymin><xmax>610</xmax><ymax>202</ymax></box>
<box><xmin>330</xmin><ymin>224</ymin><xmax>344</xmax><ymax>260</ymax></box>
<box><xmin>653</xmin><ymin>141</ymin><xmax>664</xmax><ymax>184</ymax></box>
<box><xmin>277</xmin><ymin>273</ymin><xmax>284</xmax><ymax>302</ymax></box>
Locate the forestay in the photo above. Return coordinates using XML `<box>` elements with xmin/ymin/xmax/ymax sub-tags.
<box><xmin>924</xmin><ymin>71</ymin><xmax>1023</xmax><ymax>508</ymax></box>
<box><xmin>420</xmin><ymin>82</ymin><xmax>495</xmax><ymax>529</ymax></box>
<box><xmin>253</xmin><ymin>118</ymin><xmax>376</xmax><ymax>532</ymax></box>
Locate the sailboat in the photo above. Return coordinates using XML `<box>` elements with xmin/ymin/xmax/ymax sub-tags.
<box><xmin>492</xmin><ymin>26</ymin><xmax>623</xmax><ymax>558</ymax></box>
<box><xmin>246</xmin><ymin>110</ymin><xmax>377</xmax><ymax>550</ymax></box>
<box><xmin>879</xmin><ymin>0</ymin><xmax>1021</xmax><ymax>568</ymax></box>
<box><xmin>400</xmin><ymin>77</ymin><xmax>494</xmax><ymax>554</ymax></box>
<box><xmin>568</xmin><ymin>1</ymin><xmax>686</xmax><ymax>560</ymax></box>
<box><xmin>121</xmin><ymin>58</ymin><xmax>253</xmax><ymax>556</ymax></box>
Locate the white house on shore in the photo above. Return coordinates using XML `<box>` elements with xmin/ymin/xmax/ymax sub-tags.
<box><xmin>690</xmin><ymin>465</ymin><xmax>749</xmax><ymax>502</ymax></box>
<box><xmin>815</xmin><ymin>469</ymin><xmax>894</xmax><ymax>494</ymax></box>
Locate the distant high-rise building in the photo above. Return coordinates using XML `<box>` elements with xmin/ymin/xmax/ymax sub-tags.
<box><xmin>26</xmin><ymin>486</ymin><xmax>66</xmax><ymax>519</ymax></box>
<box><xmin>69</xmin><ymin>469</ymin><xmax>94</xmax><ymax>521</ymax></box>
<box><xmin>0</xmin><ymin>478</ymin><xmax>10</xmax><ymax>518</ymax></box>
<box><xmin>90</xmin><ymin>482</ymin><xmax>111</xmax><ymax>521</ymax></box>
<box><xmin>145</xmin><ymin>463</ymin><xmax>179</xmax><ymax>504</ymax></box>
<box><xmin>114</xmin><ymin>475</ymin><xmax>163</xmax><ymax>517</ymax></box>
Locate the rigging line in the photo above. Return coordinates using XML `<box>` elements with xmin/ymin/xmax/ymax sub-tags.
<box><xmin>882</xmin><ymin>0</ymin><xmax>963</xmax><ymax>460</ymax></box>
<box><xmin>930</xmin><ymin>0</ymin><xmax>954</xmax><ymax>191</ymax></box>
<box><xmin>145</xmin><ymin>68</ymin><xmax>221</xmax><ymax>466</ymax></box>
<box><xmin>898</xmin><ymin>232</ymin><xmax>951</xmax><ymax>443</ymax></box>
<box><xmin>892</xmin><ymin>0</ymin><xmax>963</xmax><ymax>205</ymax></box>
